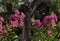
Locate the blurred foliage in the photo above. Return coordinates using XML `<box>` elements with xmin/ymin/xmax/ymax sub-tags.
<box><xmin>0</xmin><ymin>0</ymin><xmax>25</xmax><ymax>12</ymax></box>
<box><xmin>50</xmin><ymin>0</ymin><xmax>60</xmax><ymax>20</ymax></box>
<box><xmin>31</xmin><ymin>20</ymin><xmax>60</xmax><ymax>41</ymax></box>
<box><xmin>0</xmin><ymin>0</ymin><xmax>60</xmax><ymax>15</ymax></box>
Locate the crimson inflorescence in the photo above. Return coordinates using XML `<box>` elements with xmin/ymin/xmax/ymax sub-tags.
<box><xmin>9</xmin><ymin>10</ymin><xmax>25</xmax><ymax>29</ymax></box>
<box><xmin>0</xmin><ymin>17</ymin><xmax>7</xmax><ymax>35</ymax></box>
<box><xmin>33</xmin><ymin>11</ymin><xmax>57</xmax><ymax>28</ymax></box>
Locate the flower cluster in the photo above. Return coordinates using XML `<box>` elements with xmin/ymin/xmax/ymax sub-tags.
<box><xmin>0</xmin><ymin>17</ymin><xmax>7</xmax><ymax>35</ymax></box>
<box><xmin>33</xmin><ymin>19</ymin><xmax>43</xmax><ymax>28</ymax></box>
<box><xmin>42</xmin><ymin>12</ymin><xmax>57</xmax><ymax>26</ymax></box>
<box><xmin>33</xmin><ymin>12</ymin><xmax>57</xmax><ymax>28</ymax></box>
<box><xmin>9</xmin><ymin>10</ymin><xmax>25</xmax><ymax>29</ymax></box>
<box><xmin>33</xmin><ymin>12</ymin><xmax>57</xmax><ymax>36</ymax></box>
<box><xmin>47</xmin><ymin>29</ymin><xmax>52</xmax><ymax>36</ymax></box>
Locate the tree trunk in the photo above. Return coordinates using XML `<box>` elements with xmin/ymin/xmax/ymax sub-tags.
<box><xmin>22</xmin><ymin>0</ymin><xmax>43</xmax><ymax>41</ymax></box>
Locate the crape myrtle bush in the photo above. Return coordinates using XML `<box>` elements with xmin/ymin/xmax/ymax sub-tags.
<box><xmin>0</xmin><ymin>1</ymin><xmax>60</xmax><ymax>41</ymax></box>
<box><xmin>31</xmin><ymin>11</ymin><xmax>58</xmax><ymax>41</ymax></box>
<box><xmin>0</xmin><ymin>10</ymin><xmax>26</xmax><ymax>41</ymax></box>
<box><xmin>0</xmin><ymin>9</ymin><xmax>59</xmax><ymax>41</ymax></box>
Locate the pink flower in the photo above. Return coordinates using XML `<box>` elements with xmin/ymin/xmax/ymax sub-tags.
<box><xmin>50</xmin><ymin>12</ymin><xmax>57</xmax><ymax>22</ymax></box>
<box><xmin>2</xmin><ymin>28</ymin><xmax>7</xmax><ymax>34</ymax></box>
<box><xmin>19</xmin><ymin>21</ymin><xmax>24</xmax><ymax>27</ymax></box>
<box><xmin>0</xmin><ymin>21</ymin><xmax>2</xmax><ymax>28</ymax></box>
<box><xmin>19</xmin><ymin>15</ymin><xmax>24</xmax><ymax>20</ymax></box>
<box><xmin>9</xmin><ymin>15</ymin><xmax>15</xmax><ymax>19</ymax></box>
<box><xmin>33</xmin><ymin>20</ymin><xmax>43</xmax><ymax>28</ymax></box>
<box><xmin>9</xmin><ymin>14</ymin><xmax>18</xmax><ymax>20</ymax></box>
<box><xmin>9</xmin><ymin>20</ymin><xmax>18</xmax><ymax>28</ymax></box>
<box><xmin>21</xmin><ymin>12</ymin><xmax>25</xmax><ymax>18</ymax></box>
<box><xmin>9</xmin><ymin>11</ymin><xmax>25</xmax><ymax>29</ymax></box>
<box><xmin>9</xmin><ymin>11</ymin><xmax>20</xmax><ymax>20</ymax></box>
<box><xmin>14</xmin><ymin>14</ymin><xmax>19</xmax><ymax>18</ymax></box>
<box><xmin>0</xmin><ymin>17</ymin><xmax>4</xmax><ymax>22</ymax></box>
<box><xmin>0</xmin><ymin>28</ymin><xmax>7</xmax><ymax>35</ymax></box>
<box><xmin>42</xmin><ymin>12</ymin><xmax>57</xmax><ymax>26</ymax></box>
<box><xmin>42</xmin><ymin>16</ymin><xmax>51</xmax><ymax>26</ymax></box>
<box><xmin>47</xmin><ymin>29</ymin><xmax>52</xmax><ymax>36</ymax></box>
<box><xmin>18</xmin><ymin>12</ymin><xmax>25</xmax><ymax>20</ymax></box>
<box><xmin>50</xmin><ymin>12</ymin><xmax>58</xmax><ymax>26</ymax></box>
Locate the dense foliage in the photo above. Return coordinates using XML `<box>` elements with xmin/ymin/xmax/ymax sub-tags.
<box><xmin>0</xmin><ymin>0</ymin><xmax>60</xmax><ymax>41</ymax></box>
